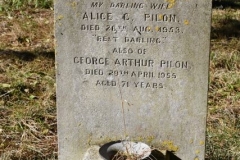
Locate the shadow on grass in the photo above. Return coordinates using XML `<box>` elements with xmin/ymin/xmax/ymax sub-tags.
<box><xmin>0</xmin><ymin>50</ymin><xmax>55</xmax><ymax>61</ymax></box>
<box><xmin>212</xmin><ymin>0</ymin><xmax>240</xmax><ymax>9</ymax></box>
<box><xmin>211</xmin><ymin>18</ymin><xmax>240</xmax><ymax>39</ymax></box>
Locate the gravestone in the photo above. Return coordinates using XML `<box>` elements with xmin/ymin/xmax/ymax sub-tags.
<box><xmin>55</xmin><ymin>0</ymin><xmax>212</xmax><ymax>160</ymax></box>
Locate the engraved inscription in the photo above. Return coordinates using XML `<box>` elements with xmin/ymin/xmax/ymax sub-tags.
<box><xmin>69</xmin><ymin>1</ymin><xmax>194</xmax><ymax>89</ymax></box>
<box><xmin>144</xmin><ymin>14</ymin><xmax>177</xmax><ymax>22</ymax></box>
<box><xmin>150</xmin><ymin>3</ymin><xmax>169</xmax><ymax>9</ymax></box>
<box><xmin>56</xmin><ymin>0</ymin><xmax>211</xmax><ymax>159</ymax></box>
<box><xmin>124</xmin><ymin>37</ymin><xmax>166</xmax><ymax>44</ymax></box>
<box><xmin>110</xmin><ymin>2</ymin><xmax>144</xmax><ymax>9</ymax></box>
<box><xmin>74</xmin><ymin>57</ymin><xmax>109</xmax><ymax>65</ymax></box>
<box><xmin>82</xmin><ymin>12</ymin><xmax>113</xmax><ymax>21</ymax></box>
<box><xmin>114</xmin><ymin>58</ymin><xmax>154</xmax><ymax>67</ymax></box>
<box><xmin>160</xmin><ymin>60</ymin><xmax>189</xmax><ymax>69</ymax></box>
<box><xmin>91</xmin><ymin>2</ymin><xmax>104</xmax><ymax>8</ymax></box>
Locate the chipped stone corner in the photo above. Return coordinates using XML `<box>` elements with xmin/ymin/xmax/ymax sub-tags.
<box><xmin>83</xmin><ymin>145</ymin><xmax>103</xmax><ymax>160</ymax></box>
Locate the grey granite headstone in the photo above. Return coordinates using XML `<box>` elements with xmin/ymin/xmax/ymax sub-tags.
<box><xmin>55</xmin><ymin>0</ymin><xmax>212</xmax><ymax>159</ymax></box>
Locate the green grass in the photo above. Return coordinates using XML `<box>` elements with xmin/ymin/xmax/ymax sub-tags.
<box><xmin>0</xmin><ymin>2</ymin><xmax>239</xmax><ymax>160</ymax></box>
<box><xmin>0</xmin><ymin>51</ymin><xmax>57</xmax><ymax>159</ymax></box>
<box><xmin>0</xmin><ymin>4</ymin><xmax>56</xmax><ymax>159</ymax></box>
<box><xmin>206</xmin><ymin>8</ymin><xmax>240</xmax><ymax>160</ymax></box>
<box><xmin>0</xmin><ymin>0</ymin><xmax>53</xmax><ymax>12</ymax></box>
